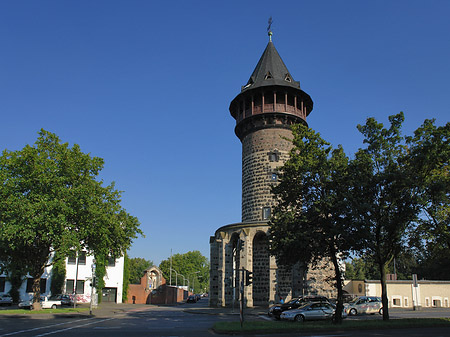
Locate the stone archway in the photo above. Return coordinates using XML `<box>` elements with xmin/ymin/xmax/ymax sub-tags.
<box><xmin>252</xmin><ymin>231</ymin><xmax>270</xmax><ymax>305</ymax></box>
<box><xmin>224</xmin><ymin>233</ymin><xmax>241</xmax><ymax>306</ymax></box>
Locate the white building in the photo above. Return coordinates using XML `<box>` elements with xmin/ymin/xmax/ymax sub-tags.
<box><xmin>344</xmin><ymin>279</ymin><xmax>450</xmax><ymax>308</ymax></box>
<box><xmin>0</xmin><ymin>253</ymin><xmax>124</xmax><ymax>304</ymax></box>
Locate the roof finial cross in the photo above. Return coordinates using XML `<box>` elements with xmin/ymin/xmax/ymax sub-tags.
<box><xmin>267</xmin><ymin>16</ymin><xmax>273</xmax><ymax>41</ymax></box>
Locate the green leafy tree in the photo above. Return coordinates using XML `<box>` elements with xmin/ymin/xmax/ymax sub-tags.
<box><xmin>0</xmin><ymin>130</ymin><xmax>143</xmax><ymax>309</ymax></box>
<box><xmin>50</xmin><ymin>252</ymin><xmax>66</xmax><ymax>296</ymax></box>
<box><xmin>345</xmin><ymin>250</ymin><xmax>418</xmax><ymax>281</ymax></box>
<box><xmin>128</xmin><ymin>257</ymin><xmax>153</xmax><ymax>284</ymax></box>
<box><xmin>345</xmin><ymin>257</ymin><xmax>373</xmax><ymax>280</ymax></box>
<box><xmin>349</xmin><ymin>113</ymin><xmax>419</xmax><ymax>320</ymax></box>
<box><xmin>269</xmin><ymin>124</ymin><xmax>358</xmax><ymax>324</ymax></box>
<box><xmin>407</xmin><ymin>120</ymin><xmax>450</xmax><ymax>279</ymax></box>
<box><xmin>3</xmin><ymin>263</ymin><xmax>27</xmax><ymax>303</ymax></box>
<box><xmin>122</xmin><ymin>253</ymin><xmax>130</xmax><ymax>303</ymax></box>
<box><xmin>159</xmin><ymin>251</ymin><xmax>209</xmax><ymax>294</ymax></box>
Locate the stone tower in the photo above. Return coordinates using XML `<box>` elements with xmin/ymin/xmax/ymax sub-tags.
<box><xmin>210</xmin><ymin>33</ymin><xmax>334</xmax><ymax>308</ymax></box>
<box><xmin>229</xmin><ymin>34</ymin><xmax>313</xmax><ymax>223</ymax></box>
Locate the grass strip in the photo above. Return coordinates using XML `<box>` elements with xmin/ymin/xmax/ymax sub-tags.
<box><xmin>213</xmin><ymin>318</ymin><xmax>450</xmax><ymax>334</ymax></box>
<box><xmin>0</xmin><ymin>307</ymin><xmax>89</xmax><ymax>315</ymax></box>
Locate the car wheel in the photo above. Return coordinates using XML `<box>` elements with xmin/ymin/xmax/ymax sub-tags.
<box><xmin>294</xmin><ymin>315</ymin><xmax>305</xmax><ymax>322</ymax></box>
<box><xmin>349</xmin><ymin>308</ymin><xmax>357</xmax><ymax>316</ymax></box>
<box><xmin>51</xmin><ymin>304</ymin><xmax>57</xmax><ymax>309</ymax></box>
<box><xmin>379</xmin><ymin>308</ymin><xmax>383</xmax><ymax>315</ymax></box>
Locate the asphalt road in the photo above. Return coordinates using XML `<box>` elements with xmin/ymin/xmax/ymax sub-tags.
<box><xmin>0</xmin><ymin>298</ymin><xmax>233</xmax><ymax>337</ymax></box>
<box><xmin>1</xmin><ymin>299</ymin><xmax>450</xmax><ymax>337</ymax></box>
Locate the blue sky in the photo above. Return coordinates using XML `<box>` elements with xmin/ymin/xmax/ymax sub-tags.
<box><xmin>1</xmin><ymin>1</ymin><xmax>449</xmax><ymax>266</ymax></box>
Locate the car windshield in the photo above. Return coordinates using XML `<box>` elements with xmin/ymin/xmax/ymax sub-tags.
<box><xmin>349</xmin><ymin>297</ymin><xmax>361</xmax><ymax>304</ymax></box>
<box><xmin>297</xmin><ymin>303</ymin><xmax>311</xmax><ymax>309</ymax></box>
<box><xmin>287</xmin><ymin>298</ymin><xmax>298</xmax><ymax>305</ymax></box>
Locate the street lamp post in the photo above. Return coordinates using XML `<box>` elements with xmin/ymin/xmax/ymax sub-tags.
<box><xmin>191</xmin><ymin>271</ymin><xmax>200</xmax><ymax>294</ymax></box>
<box><xmin>73</xmin><ymin>252</ymin><xmax>79</xmax><ymax>309</ymax></box>
<box><xmin>89</xmin><ymin>262</ymin><xmax>96</xmax><ymax>315</ymax></box>
<box><xmin>170</xmin><ymin>268</ymin><xmax>178</xmax><ymax>288</ymax></box>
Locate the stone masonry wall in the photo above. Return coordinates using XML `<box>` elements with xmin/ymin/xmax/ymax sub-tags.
<box><xmin>252</xmin><ymin>232</ymin><xmax>270</xmax><ymax>305</ymax></box>
<box><xmin>241</xmin><ymin>127</ymin><xmax>293</xmax><ymax>222</ymax></box>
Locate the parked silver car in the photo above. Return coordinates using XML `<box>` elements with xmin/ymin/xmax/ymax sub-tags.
<box><xmin>345</xmin><ymin>296</ymin><xmax>382</xmax><ymax>315</ymax></box>
<box><xmin>0</xmin><ymin>294</ymin><xmax>13</xmax><ymax>306</ymax></box>
<box><xmin>280</xmin><ymin>302</ymin><xmax>340</xmax><ymax>322</ymax></box>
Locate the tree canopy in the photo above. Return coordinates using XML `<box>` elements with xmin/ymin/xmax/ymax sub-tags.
<box><xmin>269</xmin><ymin>124</ymin><xmax>356</xmax><ymax>324</ymax></box>
<box><xmin>269</xmin><ymin>113</ymin><xmax>450</xmax><ymax>321</ymax></box>
<box><xmin>128</xmin><ymin>257</ymin><xmax>154</xmax><ymax>284</ymax></box>
<box><xmin>347</xmin><ymin>112</ymin><xmax>419</xmax><ymax>320</ymax></box>
<box><xmin>407</xmin><ymin>120</ymin><xmax>450</xmax><ymax>279</ymax></box>
<box><xmin>159</xmin><ymin>250</ymin><xmax>209</xmax><ymax>294</ymax></box>
<box><xmin>0</xmin><ymin>130</ymin><xmax>142</xmax><ymax>308</ymax></box>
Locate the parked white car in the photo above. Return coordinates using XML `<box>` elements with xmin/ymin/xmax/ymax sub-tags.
<box><xmin>19</xmin><ymin>296</ymin><xmax>62</xmax><ymax>309</ymax></box>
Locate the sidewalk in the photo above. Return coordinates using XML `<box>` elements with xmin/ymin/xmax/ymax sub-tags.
<box><xmin>0</xmin><ymin>301</ymin><xmax>268</xmax><ymax>319</ymax></box>
<box><xmin>182</xmin><ymin>305</ymin><xmax>267</xmax><ymax>317</ymax></box>
<box><xmin>88</xmin><ymin>301</ymin><xmax>268</xmax><ymax>318</ymax></box>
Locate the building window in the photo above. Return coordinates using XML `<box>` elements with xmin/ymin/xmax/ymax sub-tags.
<box><xmin>393</xmin><ymin>298</ymin><xmax>401</xmax><ymax>306</ymax></box>
<box><xmin>262</xmin><ymin>207</ymin><xmax>271</xmax><ymax>220</ymax></box>
<box><xmin>433</xmin><ymin>299</ymin><xmax>442</xmax><ymax>307</ymax></box>
<box><xmin>0</xmin><ymin>277</ymin><xmax>5</xmax><ymax>292</ymax></box>
<box><xmin>404</xmin><ymin>297</ymin><xmax>408</xmax><ymax>307</ymax></box>
<box><xmin>78</xmin><ymin>251</ymin><xmax>86</xmax><ymax>265</ymax></box>
<box><xmin>26</xmin><ymin>278</ymin><xmax>47</xmax><ymax>293</ymax></box>
<box><xmin>268</xmin><ymin>151</ymin><xmax>279</xmax><ymax>162</ymax></box>
<box><xmin>68</xmin><ymin>251</ymin><xmax>76</xmax><ymax>264</ymax></box>
<box><xmin>264</xmin><ymin>71</ymin><xmax>273</xmax><ymax>80</ymax></box>
<box><xmin>66</xmin><ymin>279</ymin><xmax>85</xmax><ymax>294</ymax></box>
<box><xmin>108</xmin><ymin>257</ymin><xmax>116</xmax><ymax>267</ymax></box>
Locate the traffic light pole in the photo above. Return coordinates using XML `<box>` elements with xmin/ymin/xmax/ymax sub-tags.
<box><xmin>240</xmin><ymin>268</ymin><xmax>244</xmax><ymax>328</ymax></box>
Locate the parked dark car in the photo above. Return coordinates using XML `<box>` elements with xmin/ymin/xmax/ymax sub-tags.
<box><xmin>268</xmin><ymin>295</ymin><xmax>331</xmax><ymax>320</ymax></box>
<box><xmin>186</xmin><ymin>295</ymin><xmax>197</xmax><ymax>303</ymax></box>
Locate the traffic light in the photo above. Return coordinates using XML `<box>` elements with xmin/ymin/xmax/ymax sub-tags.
<box><xmin>245</xmin><ymin>270</ymin><xmax>253</xmax><ymax>286</ymax></box>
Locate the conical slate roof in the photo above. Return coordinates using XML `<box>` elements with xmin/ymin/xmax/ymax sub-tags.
<box><xmin>241</xmin><ymin>41</ymin><xmax>300</xmax><ymax>92</ymax></box>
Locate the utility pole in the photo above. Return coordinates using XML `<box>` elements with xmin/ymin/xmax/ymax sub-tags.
<box><xmin>240</xmin><ymin>268</ymin><xmax>245</xmax><ymax>328</ymax></box>
<box><xmin>170</xmin><ymin>249</ymin><xmax>172</xmax><ymax>286</ymax></box>
<box><xmin>89</xmin><ymin>261</ymin><xmax>96</xmax><ymax>315</ymax></box>
<box><xmin>73</xmin><ymin>252</ymin><xmax>79</xmax><ymax>309</ymax></box>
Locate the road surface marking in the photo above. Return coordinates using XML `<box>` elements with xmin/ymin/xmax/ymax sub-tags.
<box><xmin>34</xmin><ymin>318</ymin><xmax>114</xmax><ymax>336</ymax></box>
<box><xmin>0</xmin><ymin>318</ymin><xmax>96</xmax><ymax>337</ymax></box>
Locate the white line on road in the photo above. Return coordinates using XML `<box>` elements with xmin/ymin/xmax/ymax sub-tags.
<box><xmin>0</xmin><ymin>318</ymin><xmax>96</xmax><ymax>337</ymax></box>
<box><xmin>34</xmin><ymin>318</ymin><xmax>115</xmax><ymax>336</ymax></box>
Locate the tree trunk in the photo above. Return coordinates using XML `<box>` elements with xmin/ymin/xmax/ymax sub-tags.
<box><xmin>32</xmin><ymin>276</ymin><xmax>42</xmax><ymax>310</ymax></box>
<box><xmin>330</xmin><ymin>244</ymin><xmax>344</xmax><ymax>324</ymax></box>
<box><xmin>31</xmin><ymin>262</ymin><xmax>46</xmax><ymax>311</ymax></box>
<box><xmin>379</xmin><ymin>261</ymin><xmax>389</xmax><ymax>320</ymax></box>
